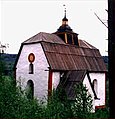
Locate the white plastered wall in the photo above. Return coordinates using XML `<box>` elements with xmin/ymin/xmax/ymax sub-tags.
<box><xmin>52</xmin><ymin>72</ymin><xmax>60</xmax><ymax>89</ymax></box>
<box><xmin>16</xmin><ymin>43</ymin><xmax>49</xmax><ymax>101</ymax></box>
<box><xmin>89</xmin><ymin>73</ymin><xmax>106</xmax><ymax>107</ymax></box>
<box><xmin>83</xmin><ymin>72</ymin><xmax>105</xmax><ymax>108</ymax></box>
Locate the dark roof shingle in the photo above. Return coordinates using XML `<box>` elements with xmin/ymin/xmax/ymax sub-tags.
<box><xmin>42</xmin><ymin>42</ymin><xmax>107</xmax><ymax>72</ymax></box>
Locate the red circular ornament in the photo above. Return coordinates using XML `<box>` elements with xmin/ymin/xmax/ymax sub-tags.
<box><xmin>28</xmin><ymin>53</ymin><xmax>35</xmax><ymax>63</ymax></box>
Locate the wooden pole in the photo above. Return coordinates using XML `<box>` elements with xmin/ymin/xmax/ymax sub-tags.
<box><xmin>108</xmin><ymin>0</ymin><xmax>115</xmax><ymax>117</ymax></box>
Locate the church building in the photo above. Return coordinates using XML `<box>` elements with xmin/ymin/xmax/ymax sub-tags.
<box><xmin>14</xmin><ymin>10</ymin><xmax>107</xmax><ymax>110</ymax></box>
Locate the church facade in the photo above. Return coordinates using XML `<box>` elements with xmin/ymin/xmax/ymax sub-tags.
<box><xmin>14</xmin><ymin>11</ymin><xmax>107</xmax><ymax>110</ymax></box>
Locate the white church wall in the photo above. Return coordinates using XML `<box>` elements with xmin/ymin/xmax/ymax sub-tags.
<box><xmin>52</xmin><ymin>72</ymin><xmax>60</xmax><ymax>89</ymax></box>
<box><xmin>89</xmin><ymin>73</ymin><xmax>106</xmax><ymax>107</ymax></box>
<box><xmin>83</xmin><ymin>72</ymin><xmax>105</xmax><ymax>109</ymax></box>
<box><xmin>16</xmin><ymin>43</ymin><xmax>49</xmax><ymax>101</ymax></box>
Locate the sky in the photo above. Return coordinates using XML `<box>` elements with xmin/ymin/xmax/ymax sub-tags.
<box><xmin>1</xmin><ymin>0</ymin><xmax>108</xmax><ymax>55</ymax></box>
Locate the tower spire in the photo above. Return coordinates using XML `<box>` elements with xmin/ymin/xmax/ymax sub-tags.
<box><xmin>63</xmin><ymin>4</ymin><xmax>67</xmax><ymax>19</ymax></box>
<box><xmin>62</xmin><ymin>4</ymin><xmax>68</xmax><ymax>25</ymax></box>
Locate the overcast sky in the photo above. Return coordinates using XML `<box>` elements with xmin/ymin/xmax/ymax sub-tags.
<box><xmin>1</xmin><ymin>0</ymin><xmax>108</xmax><ymax>55</ymax></box>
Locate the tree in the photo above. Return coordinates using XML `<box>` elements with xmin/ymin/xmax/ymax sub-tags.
<box><xmin>0</xmin><ymin>54</ymin><xmax>6</xmax><ymax>77</ymax></box>
<box><xmin>44</xmin><ymin>88</ymin><xmax>73</xmax><ymax>118</ymax></box>
<box><xmin>0</xmin><ymin>76</ymin><xmax>43</xmax><ymax>118</ymax></box>
<box><xmin>71</xmin><ymin>82</ymin><xmax>93</xmax><ymax>118</ymax></box>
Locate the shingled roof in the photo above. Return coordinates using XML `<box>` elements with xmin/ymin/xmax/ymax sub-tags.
<box><xmin>58</xmin><ymin>70</ymin><xmax>98</xmax><ymax>100</ymax></box>
<box><xmin>41</xmin><ymin>41</ymin><xmax>107</xmax><ymax>72</ymax></box>
<box><xmin>58</xmin><ymin>70</ymin><xmax>86</xmax><ymax>100</ymax></box>
<box><xmin>15</xmin><ymin>32</ymin><xmax>107</xmax><ymax>72</ymax></box>
<box><xmin>23</xmin><ymin>32</ymin><xmax>65</xmax><ymax>45</ymax></box>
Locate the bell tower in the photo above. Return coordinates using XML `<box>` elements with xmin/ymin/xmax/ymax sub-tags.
<box><xmin>54</xmin><ymin>5</ymin><xmax>79</xmax><ymax>46</ymax></box>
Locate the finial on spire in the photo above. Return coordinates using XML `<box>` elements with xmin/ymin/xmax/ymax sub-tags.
<box><xmin>62</xmin><ymin>4</ymin><xmax>68</xmax><ymax>22</ymax></box>
<box><xmin>63</xmin><ymin>4</ymin><xmax>66</xmax><ymax>18</ymax></box>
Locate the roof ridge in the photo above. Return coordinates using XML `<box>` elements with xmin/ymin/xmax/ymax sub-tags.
<box><xmin>23</xmin><ymin>32</ymin><xmax>65</xmax><ymax>44</ymax></box>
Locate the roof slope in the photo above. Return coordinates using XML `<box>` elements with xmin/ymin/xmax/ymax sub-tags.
<box><xmin>23</xmin><ymin>32</ymin><xmax>65</xmax><ymax>44</ymax></box>
<box><xmin>60</xmin><ymin>70</ymin><xmax>86</xmax><ymax>100</ymax></box>
<box><xmin>79</xmin><ymin>39</ymin><xmax>96</xmax><ymax>49</ymax></box>
<box><xmin>41</xmin><ymin>41</ymin><xmax>107</xmax><ymax>72</ymax></box>
<box><xmin>58</xmin><ymin>70</ymin><xmax>98</xmax><ymax>100</ymax></box>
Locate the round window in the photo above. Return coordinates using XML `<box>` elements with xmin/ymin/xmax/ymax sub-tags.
<box><xmin>28</xmin><ymin>53</ymin><xmax>35</xmax><ymax>63</ymax></box>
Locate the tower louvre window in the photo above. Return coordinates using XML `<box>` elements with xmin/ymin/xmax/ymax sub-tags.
<box><xmin>67</xmin><ymin>34</ymin><xmax>72</xmax><ymax>44</ymax></box>
<box><xmin>73</xmin><ymin>34</ymin><xmax>79</xmax><ymax>46</ymax></box>
<box><xmin>57</xmin><ymin>33</ymin><xmax>65</xmax><ymax>43</ymax></box>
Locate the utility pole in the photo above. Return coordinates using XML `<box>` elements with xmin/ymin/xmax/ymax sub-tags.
<box><xmin>108</xmin><ymin>0</ymin><xmax>115</xmax><ymax>117</ymax></box>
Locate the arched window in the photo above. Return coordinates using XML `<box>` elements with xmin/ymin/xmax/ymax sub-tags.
<box><xmin>93</xmin><ymin>79</ymin><xmax>98</xmax><ymax>95</ymax></box>
<box><xmin>29</xmin><ymin>63</ymin><xmax>34</xmax><ymax>74</ymax></box>
<box><xmin>27</xmin><ymin>80</ymin><xmax>34</xmax><ymax>99</ymax></box>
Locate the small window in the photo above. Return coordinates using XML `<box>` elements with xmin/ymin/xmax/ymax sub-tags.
<box><xmin>58</xmin><ymin>34</ymin><xmax>65</xmax><ymax>42</ymax></box>
<box><xmin>73</xmin><ymin>34</ymin><xmax>79</xmax><ymax>46</ymax></box>
<box><xmin>67</xmin><ymin>34</ymin><xmax>72</xmax><ymax>44</ymax></box>
<box><xmin>93</xmin><ymin>79</ymin><xmax>98</xmax><ymax>95</ymax></box>
<box><xmin>29</xmin><ymin>63</ymin><xmax>34</xmax><ymax>74</ymax></box>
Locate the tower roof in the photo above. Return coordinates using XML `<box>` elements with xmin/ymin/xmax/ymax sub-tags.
<box><xmin>57</xmin><ymin>8</ymin><xmax>72</xmax><ymax>32</ymax></box>
<box><xmin>54</xmin><ymin>7</ymin><xmax>79</xmax><ymax>46</ymax></box>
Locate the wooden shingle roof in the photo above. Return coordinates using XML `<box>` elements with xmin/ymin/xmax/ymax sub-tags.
<box><xmin>23</xmin><ymin>32</ymin><xmax>65</xmax><ymax>45</ymax></box>
<box><xmin>58</xmin><ymin>70</ymin><xmax>87</xmax><ymax>100</ymax></box>
<box><xmin>58</xmin><ymin>70</ymin><xmax>98</xmax><ymax>100</ymax></box>
<box><xmin>41</xmin><ymin>41</ymin><xmax>107</xmax><ymax>72</ymax></box>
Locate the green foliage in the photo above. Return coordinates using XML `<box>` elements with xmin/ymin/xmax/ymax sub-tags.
<box><xmin>44</xmin><ymin>88</ymin><xmax>73</xmax><ymax>118</ymax></box>
<box><xmin>0</xmin><ymin>62</ymin><xmax>109</xmax><ymax>118</ymax></box>
<box><xmin>0</xmin><ymin>76</ymin><xmax>43</xmax><ymax>118</ymax></box>
<box><xmin>94</xmin><ymin>108</ymin><xmax>109</xmax><ymax>118</ymax></box>
<box><xmin>0</xmin><ymin>54</ymin><xmax>6</xmax><ymax>77</ymax></box>
<box><xmin>71</xmin><ymin>82</ymin><xmax>93</xmax><ymax>118</ymax></box>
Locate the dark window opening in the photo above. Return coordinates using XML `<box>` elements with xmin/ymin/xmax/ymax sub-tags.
<box><xmin>73</xmin><ymin>34</ymin><xmax>79</xmax><ymax>46</ymax></box>
<box><xmin>27</xmin><ymin>80</ymin><xmax>34</xmax><ymax>99</ymax></box>
<box><xmin>57</xmin><ymin>34</ymin><xmax>65</xmax><ymax>42</ymax></box>
<box><xmin>67</xmin><ymin>34</ymin><xmax>72</xmax><ymax>44</ymax></box>
<box><xmin>29</xmin><ymin>63</ymin><xmax>34</xmax><ymax>74</ymax></box>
